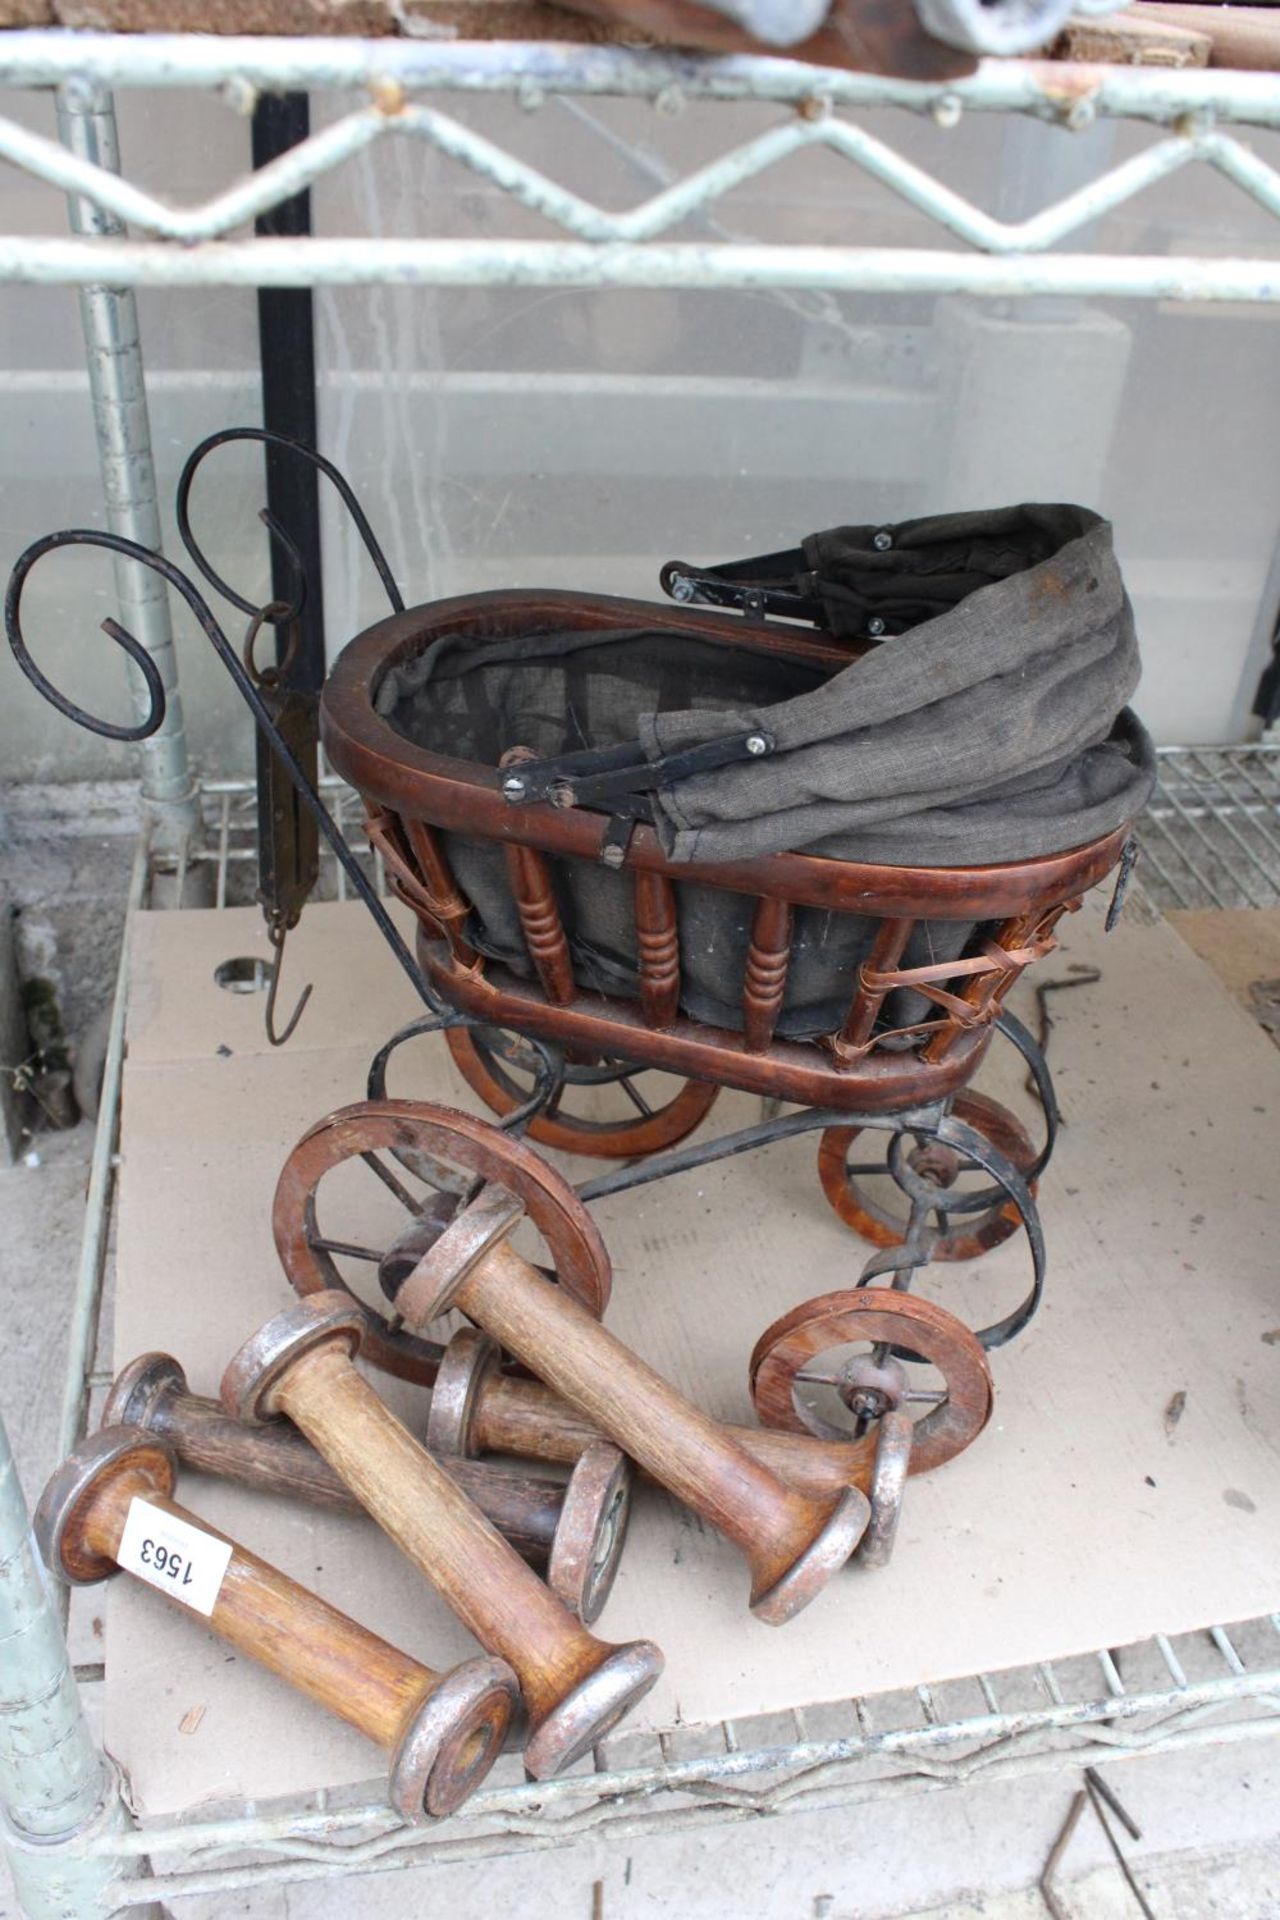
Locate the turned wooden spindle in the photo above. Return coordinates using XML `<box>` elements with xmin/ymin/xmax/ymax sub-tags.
<box><xmin>397</xmin><ymin>1199</ymin><xmax>869</xmax><ymax>1623</ymax></box>
<box><xmin>402</xmin><ymin>817</ymin><xmax>479</xmax><ymax>970</ymax></box>
<box><xmin>426</xmin><ymin>1327</ymin><xmax>882</xmax><ymax>1501</ymax></box>
<box><xmin>505</xmin><ymin>841</ymin><xmax>575</xmax><ymax>1006</ymax></box>
<box><xmin>221</xmin><ymin>1297</ymin><xmax>662</xmax><ymax>1779</ymax></box>
<box><xmin>498</xmin><ymin>749</ymin><xmax>575</xmax><ymax>1006</ymax></box>
<box><xmin>633</xmin><ymin>870</ymin><xmax>681</xmax><ymax>1029</ymax></box>
<box><xmin>106</xmin><ymin>1353</ymin><xmax>632</xmax><ymax>1624</ymax></box>
<box><xmin>363</xmin><ymin>805</ymin><xmax>477</xmax><ymax>971</ymax></box>
<box><xmin>835</xmin><ymin>915</ymin><xmax>914</xmax><ymax>1060</ymax></box>
<box><xmin>34</xmin><ymin>1428</ymin><xmax>518</xmax><ymax>1822</ymax></box>
<box><xmin>742</xmin><ymin>895</ymin><xmax>793</xmax><ymax>1053</ymax></box>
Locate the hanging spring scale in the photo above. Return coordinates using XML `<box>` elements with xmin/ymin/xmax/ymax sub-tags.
<box><xmin>244</xmin><ymin>603</ymin><xmax>320</xmax><ymax>1045</ymax></box>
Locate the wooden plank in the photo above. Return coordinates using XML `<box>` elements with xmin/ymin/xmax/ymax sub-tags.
<box><xmin>1138</xmin><ymin>4</ymin><xmax>1280</xmax><ymax>70</ymax></box>
<box><xmin>1058</xmin><ymin>8</ymin><xmax>1210</xmax><ymax>65</ymax></box>
<box><xmin>1167</xmin><ymin>907</ymin><xmax>1280</xmax><ymax>1040</ymax></box>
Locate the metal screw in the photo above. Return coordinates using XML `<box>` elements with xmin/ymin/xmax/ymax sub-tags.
<box><xmin>746</xmin><ymin>734</ymin><xmax>769</xmax><ymax>756</ymax></box>
<box><xmin>873</xmin><ymin>530</ymin><xmax>893</xmax><ymax>552</ymax></box>
<box><xmin>932</xmin><ymin>93</ymin><xmax>963</xmax><ymax>131</ymax></box>
<box><xmin>868</xmin><ymin>617</ymin><xmax>886</xmax><ymax>637</ymax></box>
<box><xmin>501</xmin><ymin>774</ymin><xmax>526</xmax><ymax>800</ymax></box>
<box><xmin>599</xmin><ymin>843</ymin><xmax>625</xmax><ymax>870</ymax></box>
<box><xmin>221</xmin><ymin>75</ymin><xmax>260</xmax><ymax>117</ymax></box>
<box><xmin>371</xmin><ymin>78</ymin><xmax>406</xmax><ymax>117</ymax></box>
<box><xmin>670</xmin><ymin>575</ymin><xmax>696</xmax><ymax>603</ymax></box>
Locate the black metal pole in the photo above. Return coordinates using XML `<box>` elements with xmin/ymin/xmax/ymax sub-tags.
<box><xmin>250</xmin><ymin>95</ymin><xmax>324</xmax><ymax>955</ymax></box>
<box><xmin>251</xmin><ymin>92</ymin><xmax>325</xmax><ymax>692</ymax></box>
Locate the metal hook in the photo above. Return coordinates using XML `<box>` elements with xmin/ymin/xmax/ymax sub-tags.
<box><xmin>264</xmin><ymin>912</ymin><xmax>313</xmax><ymax>1049</ymax></box>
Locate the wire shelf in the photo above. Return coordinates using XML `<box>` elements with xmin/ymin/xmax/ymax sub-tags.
<box><xmin>1144</xmin><ymin>743</ymin><xmax>1280</xmax><ymax>911</ymax></box>
<box><xmin>9</xmin><ymin>746</ymin><xmax>1267</xmax><ymax>1904</ymax></box>
<box><xmin>152</xmin><ymin>775</ymin><xmax>387</xmax><ymax>911</ymax></box>
<box><xmin>3</xmin><ymin>37</ymin><xmax>1280</xmax><ymax>296</ymax></box>
<box><xmin>89</xmin><ymin>1609</ymin><xmax>1280</xmax><ymax>1904</ymax></box>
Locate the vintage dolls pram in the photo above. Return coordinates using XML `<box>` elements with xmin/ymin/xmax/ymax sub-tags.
<box><xmin>5</xmin><ymin>432</ymin><xmax>1154</xmax><ymax>1518</ymax></box>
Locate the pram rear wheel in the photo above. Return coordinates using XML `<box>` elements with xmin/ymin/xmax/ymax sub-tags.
<box><xmin>445</xmin><ymin>1024</ymin><xmax>719</xmax><ymax>1159</ymax></box>
<box><xmin>817</xmin><ymin>1091</ymin><xmax>1038</xmax><ymax>1262</ymax></box>
<box><xmin>748</xmin><ymin>1287</ymin><xmax>992</xmax><ymax>1466</ymax></box>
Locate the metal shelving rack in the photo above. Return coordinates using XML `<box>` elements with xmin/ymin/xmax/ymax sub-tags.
<box><xmin>2</xmin><ymin>30</ymin><xmax>1280</xmax><ymax>1915</ymax></box>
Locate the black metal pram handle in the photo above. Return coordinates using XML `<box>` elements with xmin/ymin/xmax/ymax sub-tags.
<box><xmin>660</xmin><ymin>549</ymin><xmax>826</xmax><ymax>628</ymax></box>
<box><xmin>499</xmin><ymin>729</ymin><xmax>776</xmax><ymax>816</ymax></box>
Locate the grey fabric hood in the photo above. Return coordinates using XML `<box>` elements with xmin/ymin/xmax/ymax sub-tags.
<box><xmin>639</xmin><ymin>503</ymin><xmax>1155</xmax><ymax>866</ymax></box>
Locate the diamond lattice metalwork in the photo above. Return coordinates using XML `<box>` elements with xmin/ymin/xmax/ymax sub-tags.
<box><xmin>0</xmin><ymin>37</ymin><xmax>1279</xmax><ymax>294</ymax></box>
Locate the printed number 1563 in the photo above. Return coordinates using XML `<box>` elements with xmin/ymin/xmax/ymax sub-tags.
<box><xmin>140</xmin><ymin>1538</ymin><xmax>194</xmax><ymax>1586</ymax></box>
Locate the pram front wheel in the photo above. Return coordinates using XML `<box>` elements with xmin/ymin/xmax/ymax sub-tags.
<box><xmin>748</xmin><ymin>1288</ymin><xmax>992</xmax><ymax>1468</ymax></box>
<box><xmin>816</xmin><ymin>1091</ymin><xmax>1038</xmax><ymax>1262</ymax></box>
<box><xmin>273</xmin><ymin>1099</ymin><xmax>613</xmax><ymax>1385</ymax></box>
<box><xmin>445</xmin><ymin>1023</ymin><xmax>720</xmax><ymax>1158</ymax></box>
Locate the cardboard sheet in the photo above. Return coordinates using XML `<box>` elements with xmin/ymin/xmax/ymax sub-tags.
<box><xmin>1168</xmin><ymin>906</ymin><xmax>1280</xmax><ymax>1022</ymax></box>
<box><xmin>104</xmin><ymin>894</ymin><xmax>1280</xmax><ymax>1816</ymax></box>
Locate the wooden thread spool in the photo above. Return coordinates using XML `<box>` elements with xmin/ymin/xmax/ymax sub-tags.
<box><xmin>397</xmin><ymin>1195</ymin><xmax>869</xmax><ymax>1623</ymax></box>
<box><xmin>221</xmin><ymin>1296</ymin><xmax>663</xmax><ymax>1779</ymax></box>
<box><xmin>427</xmin><ymin>1327</ymin><xmax>879</xmax><ymax>1503</ymax></box>
<box><xmin>33</xmin><ymin>1427</ymin><xmax>517</xmax><ymax>1823</ymax></box>
<box><xmin>105</xmin><ymin>1353</ymin><xmax>632</xmax><ymax>1624</ymax></box>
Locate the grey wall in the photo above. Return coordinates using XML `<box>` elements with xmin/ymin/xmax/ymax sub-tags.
<box><xmin>2</xmin><ymin>81</ymin><xmax>1279</xmax><ymax>788</ymax></box>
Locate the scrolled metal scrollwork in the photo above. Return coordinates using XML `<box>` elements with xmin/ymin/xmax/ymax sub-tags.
<box><xmin>5</xmin><ymin>528</ymin><xmax>168</xmax><ymax>742</ymax></box>
<box><xmin>175</xmin><ymin>425</ymin><xmax>404</xmax><ymax>623</ymax></box>
<box><xmin>3</xmin><ymin>525</ymin><xmax>439</xmax><ymax>1018</ymax></box>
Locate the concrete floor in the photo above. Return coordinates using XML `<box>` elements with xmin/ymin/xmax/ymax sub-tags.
<box><xmin>0</xmin><ymin>818</ymin><xmax>1277</xmax><ymax>1919</ymax></box>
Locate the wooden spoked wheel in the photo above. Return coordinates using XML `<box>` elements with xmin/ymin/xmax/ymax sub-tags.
<box><xmin>748</xmin><ymin>1289</ymin><xmax>993</xmax><ymax>1472</ymax></box>
<box><xmin>445</xmin><ymin>1024</ymin><xmax>720</xmax><ymax>1159</ymax></box>
<box><xmin>273</xmin><ymin>1099</ymin><xmax>613</xmax><ymax>1385</ymax></box>
<box><xmin>817</xmin><ymin>1091</ymin><xmax>1038</xmax><ymax>1262</ymax></box>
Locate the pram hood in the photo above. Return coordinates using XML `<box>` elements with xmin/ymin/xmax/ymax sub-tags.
<box><xmin>641</xmin><ymin>503</ymin><xmax>1154</xmax><ymax>866</ymax></box>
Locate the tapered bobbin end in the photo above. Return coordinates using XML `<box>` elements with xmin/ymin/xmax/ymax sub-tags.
<box><xmin>855</xmin><ymin>1408</ymin><xmax>914</xmax><ymax>1572</ymax></box>
<box><xmin>101</xmin><ymin>1352</ymin><xmax>187</xmax><ymax>1432</ymax></box>
<box><xmin>34</xmin><ymin>1427</ymin><xmax>177</xmax><ymax>1586</ymax></box>
<box><xmin>221</xmin><ymin>1291</ymin><xmax>365</xmax><ymax>1426</ymax></box>
<box><xmin>389</xmin><ymin>1655</ymin><xmax>519</xmax><ymax>1822</ymax></box>
<box><xmin>522</xmin><ymin>1639</ymin><xmax>664</xmax><ymax>1782</ymax></box>
<box><xmin>377</xmin><ymin>1193</ymin><xmax>458</xmax><ymax>1305</ymax></box>
<box><xmin>549</xmin><ymin>1443</ymin><xmax>633</xmax><ymax>1627</ymax></box>
<box><xmin>423</xmin><ymin>1327</ymin><xmax>502</xmax><ymax>1458</ymax></box>
<box><xmin>749</xmin><ymin>1486</ymin><xmax>871</xmax><ymax>1625</ymax></box>
<box><xmin>396</xmin><ymin>1184</ymin><xmax>524</xmax><ymax>1327</ymax></box>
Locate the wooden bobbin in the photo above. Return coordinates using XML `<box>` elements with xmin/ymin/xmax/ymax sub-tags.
<box><xmin>221</xmin><ymin>1295</ymin><xmax>663</xmax><ymax>1779</ymax></box>
<box><xmin>105</xmin><ymin>1353</ymin><xmax>632</xmax><ymax>1624</ymax></box>
<box><xmin>392</xmin><ymin>1176</ymin><xmax>870</xmax><ymax>1625</ymax></box>
<box><xmin>426</xmin><ymin>1327</ymin><xmax>878</xmax><ymax>1504</ymax></box>
<box><xmin>33</xmin><ymin>1427</ymin><xmax>517</xmax><ymax>1823</ymax></box>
